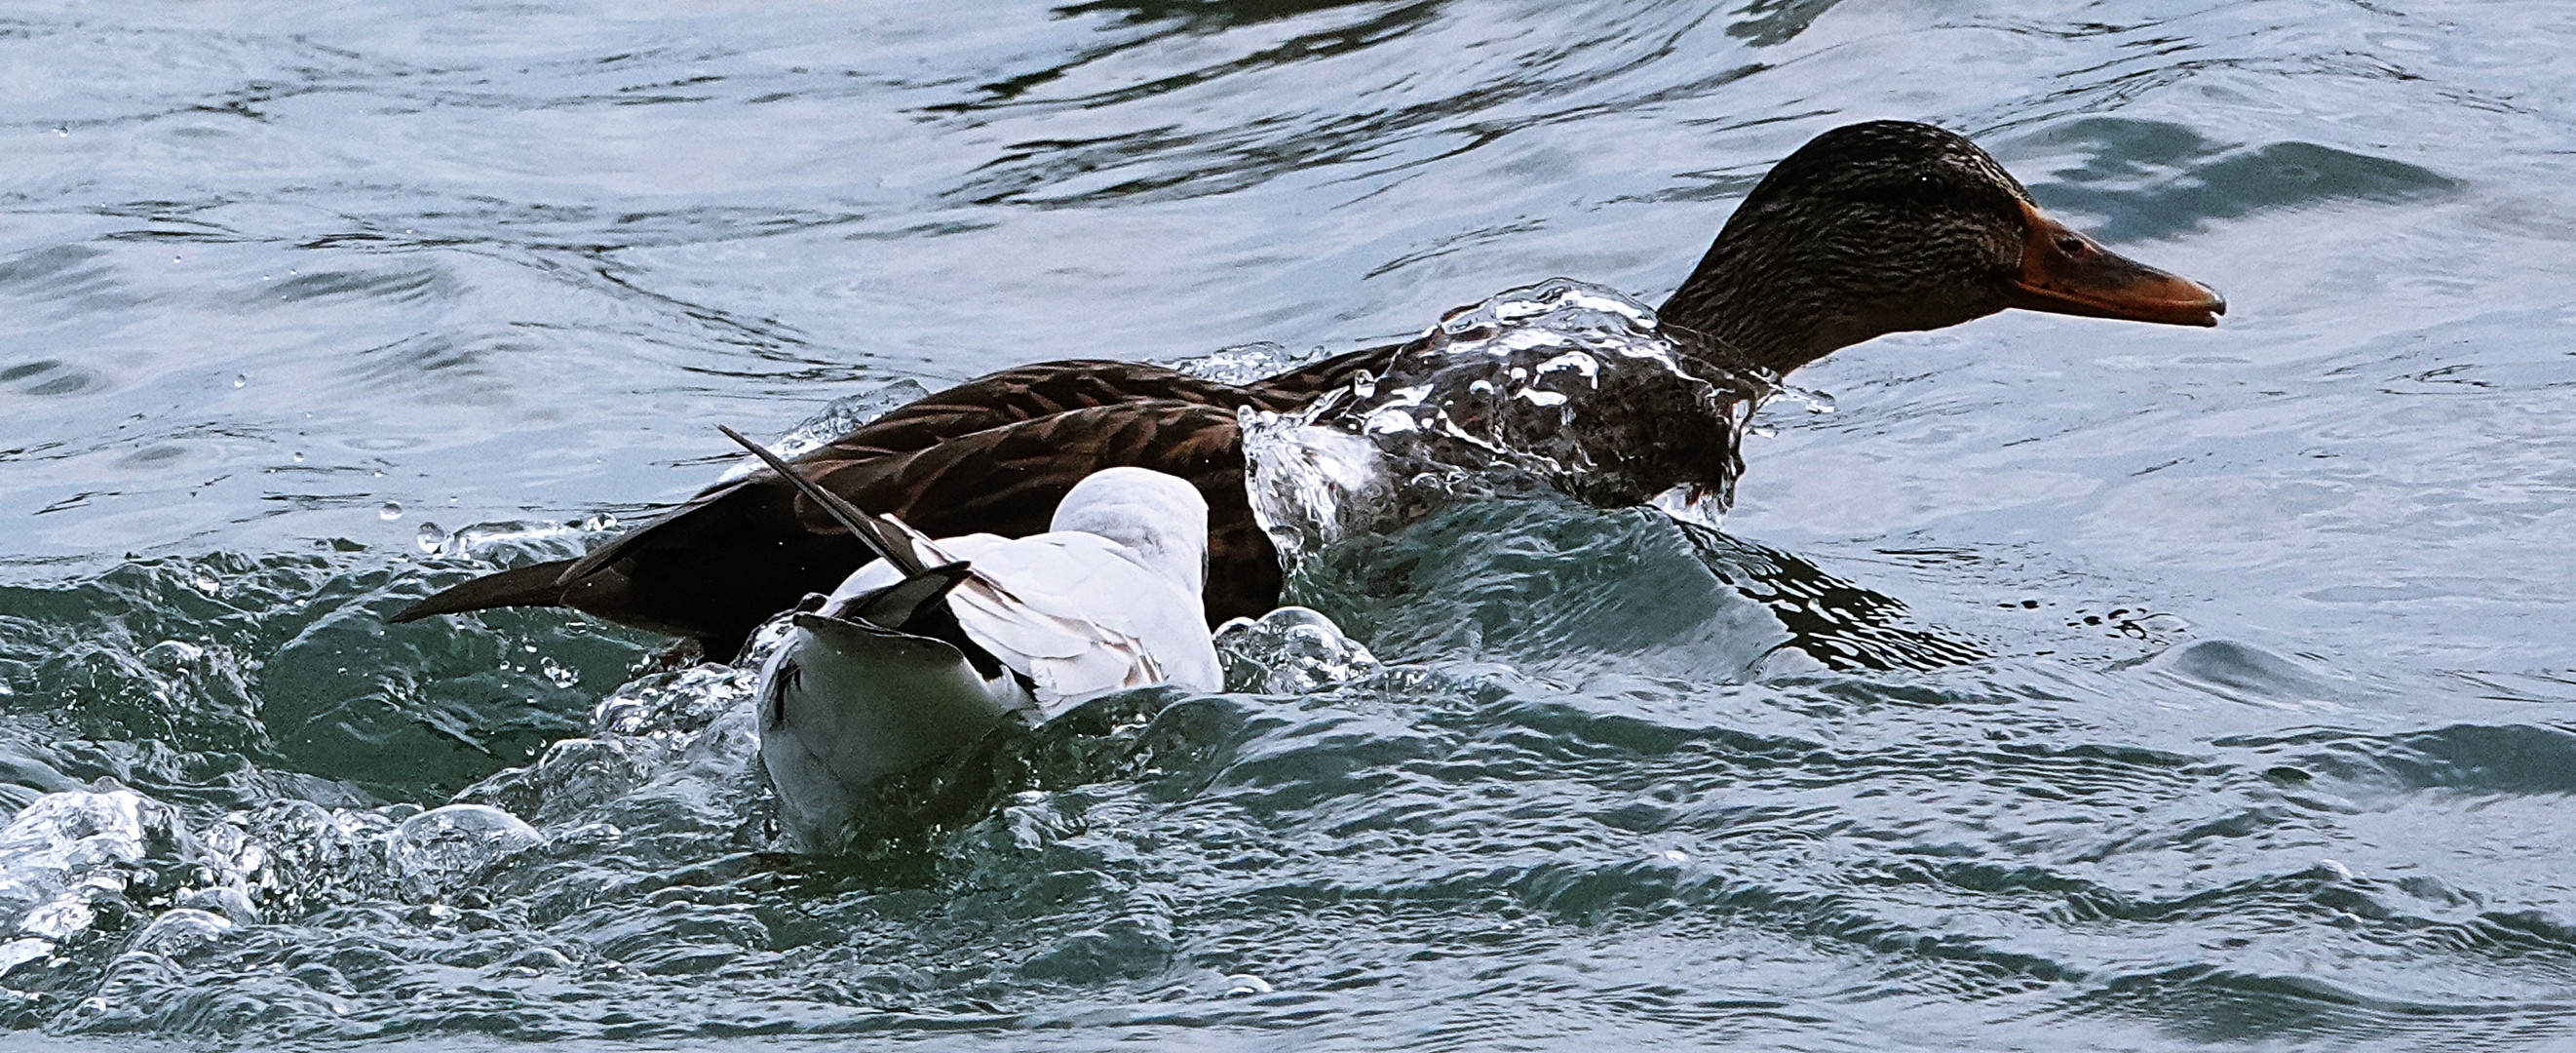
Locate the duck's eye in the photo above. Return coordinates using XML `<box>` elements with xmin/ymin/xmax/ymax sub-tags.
<box><xmin>2055</xmin><ymin>234</ymin><xmax>2089</xmax><ymax>255</ymax></box>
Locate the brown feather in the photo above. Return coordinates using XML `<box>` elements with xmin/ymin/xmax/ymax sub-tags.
<box><xmin>393</xmin><ymin>122</ymin><xmax>2224</xmax><ymax>654</ymax></box>
<box><xmin>547</xmin><ymin>401</ymin><xmax>1275</xmax><ymax>654</ymax></box>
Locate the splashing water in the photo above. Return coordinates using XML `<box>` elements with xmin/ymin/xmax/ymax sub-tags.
<box><xmin>4</xmin><ymin>0</ymin><xmax>2570</xmax><ymax>1045</ymax></box>
<box><xmin>1153</xmin><ymin>341</ymin><xmax>1326</xmax><ymax>386</ymax></box>
<box><xmin>715</xmin><ymin>379</ymin><xmax>934</xmax><ymax>483</ymax></box>
<box><xmin>1211</xmin><ymin>606</ymin><xmax>1380</xmax><ymax>694</ymax></box>
<box><xmin>414</xmin><ymin>518</ymin><xmax>626</xmax><ymax>567</ymax></box>
<box><xmin>0</xmin><ymin>787</ymin><xmax>265</xmax><ymax>990</ymax></box>
<box><xmin>387</xmin><ymin>804</ymin><xmax>544</xmax><ymax>898</ymax></box>
<box><xmin>1242</xmin><ymin>279</ymin><xmax>1776</xmax><ymax>564</ymax></box>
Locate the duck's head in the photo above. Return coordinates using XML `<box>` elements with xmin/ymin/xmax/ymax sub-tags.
<box><xmin>1660</xmin><ymin>120</ymin><xmax>2224</xmax><ymax>375</ymax></box>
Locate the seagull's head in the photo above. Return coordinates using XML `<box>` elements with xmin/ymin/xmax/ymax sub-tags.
<box><xmin>1053</xmin><ymin>467</ymin><xmax>1211</xmax><ymax>599</ymax></box>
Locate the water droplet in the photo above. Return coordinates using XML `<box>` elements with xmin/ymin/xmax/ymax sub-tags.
<box><xmin>232</xmin><ymin>373</ymin><xmax>247</xmax><ymax>388</ymax></box>
<box><xmin>53</xmin><ymin>127</ymin><xmax>67</xmax><ymax>137</ymax></box>
<box><xmin>378</xmin><ymin>501</ymin><xmax>403</xmax><ymax>522</ymax></box>
<box><xmin>414</xmin><ymin>522</ymin><xmax>444</xmax><ymax>554</ymax></box>
<box><xmin>290</xmin><ymin>451</ymin><xmax>304</xmax><ymax>463</ymax></box>
<box><xmin>539</xmin><ymin>658</ymin><xmax>579</xmax><ymax>689</ymax></box>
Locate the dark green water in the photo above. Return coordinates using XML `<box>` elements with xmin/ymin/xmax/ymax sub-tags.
<box><xmin>3</xmin><ymin>0</ymin><xmax>2574</xmax><ymax>1048</ymax></box>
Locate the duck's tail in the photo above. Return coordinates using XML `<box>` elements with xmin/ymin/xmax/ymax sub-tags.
<box><xmin>389</xmin><ymin>559</ymin><xmax>577</xmax><ymax>622</ymax></box>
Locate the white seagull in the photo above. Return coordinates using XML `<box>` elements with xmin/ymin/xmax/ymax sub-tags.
<box><xmin>716</xmin><ymin>427</ymin><xmax>1220</xmax><ymax>852</ymax></box>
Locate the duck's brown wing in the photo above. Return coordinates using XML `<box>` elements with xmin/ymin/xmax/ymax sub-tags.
<box><xmin>406</xmin><ymin>402</ymin><xmax>1275</xmax><ymax>654</ymax></box>
<box><xmin>728</xmin><ymin>360</ymin><xmax>1288</xmax><ymax>476</ymax></box>
<box><xmin>727</xmin><ymin>344</ymin><xmax>1405</xmax><ymax>488</ymax></box>
<box><xmin>393</xmin><ymin>348</ymin><xmax>1402</xmax><ymax>646</ymax></box>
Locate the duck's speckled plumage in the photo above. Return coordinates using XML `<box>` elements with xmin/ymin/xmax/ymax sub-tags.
<box><xmin>394</xmin><ymin>121</ymin><xmax>2222</xmax><ymax>655</ymax></box>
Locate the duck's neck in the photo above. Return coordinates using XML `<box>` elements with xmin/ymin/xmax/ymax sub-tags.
<box><xmin>1657</xmin><ymin>236</ymin><xmax>1866</xmax><ymax>378</ymax></box>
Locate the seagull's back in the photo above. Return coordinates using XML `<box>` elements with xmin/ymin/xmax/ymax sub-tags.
<box><xmin>813</xmin><ymin>465</ymin><xmax>1221</xmax><ymax>713</ymax></box>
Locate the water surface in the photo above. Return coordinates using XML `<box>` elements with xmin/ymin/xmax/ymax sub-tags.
<box><xmin>3</xmin><ymin>0</ymin><xmax>2575</xmax><ymax>1048</ymax></box>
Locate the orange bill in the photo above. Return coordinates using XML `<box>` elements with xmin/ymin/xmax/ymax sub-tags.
<box><xmin>2002</xmin><ymin>200</ymin><xmax>2225</xmax><ymax>327</ymax></box>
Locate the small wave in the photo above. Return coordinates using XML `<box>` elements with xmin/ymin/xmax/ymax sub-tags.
<box><xmin>0</xmin><ymin>550</ymin><xmax>653</xmax><ymax>801</ymax></box>
<box><xmin>2219</xmin><ymin>722</ymin><xmax>2576</xmax><ymax>798</ymax></box>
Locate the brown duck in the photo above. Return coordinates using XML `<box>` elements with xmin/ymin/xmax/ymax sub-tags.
<box><xmin>395</xmin><ymin>121</ymin><xmax>2224</xmax><ymax>657</ymax></box>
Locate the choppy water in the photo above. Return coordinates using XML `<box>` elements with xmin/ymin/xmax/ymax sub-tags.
<box><xmin>4</xmin><ymin>0</ymin><xmax>2576</xmax><ymax>1048</ymax></box>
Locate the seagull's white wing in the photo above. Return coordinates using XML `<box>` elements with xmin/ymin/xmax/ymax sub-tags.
<box><xmin>925</xmin><ymin>532</ymin><xmax>1211</xmax><ymax>711</ymax></box>
<box><xmin>937</xmin><ymin>535</ymin><xmax>1158</xmax><ymax>708</ymax></box>
<box><xmin>822</xmin><ymin>515</ymin><xmax>1220</xmax><ymax>715</ymax></box>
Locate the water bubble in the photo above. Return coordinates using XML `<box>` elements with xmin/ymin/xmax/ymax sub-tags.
<box><xmin>414</xmin><ymin>522</ymin><xmax>445</xmax><ymax>554</ymax></box>
<box><xmin>140</xmin><ymin>640</ymin><xmax>206</xmax><ymax>673</ymax></box>
<box><xmin>131</xmin><ymin>908</ymin><xmax>233</xmax><ymax>958</ymax></box>
<box><xmin>378</xmin><ymin>501</ymin><xmax>403</xmax><ymax>522</ymax></box>
<box><xmin>539</xmin><ymin>657</ymin><xmax>579</xmax><ymax>689</ymax></box>
<box><xmin>0</xmin><ymin>790</ymin><xmax>202</xmax><ymax>954</ymax></box>
<box><xmin>391</xmin><ymin>804</ymin><xmax>543</xmax><ymax>894</ymax></box>
<box><xmin>1214</xmin><ymin>606</ymin><xmax>1379</xmax><ymax>693</ymax></box>
<box><xmin>232</xmin><ymin>373</ymin><xmax>247</xmax><ymax>388</ymax></box>
<box><xmin>175</xmin><ymin>886</ymin><xmax>258</xmax><ymax>926</ymax></box>
<box><xmin>290</xmin><ymin>451</ymin><xmax>304</xmax><ymax>463</ymax></box>
<box><xmin>1152</xmin><ymin>341</ymin><xmax>1320</xmax><ymax>386</ymax></box>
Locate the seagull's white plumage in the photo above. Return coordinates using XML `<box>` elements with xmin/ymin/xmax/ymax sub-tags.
<box><xmin>756</xmin><ymin>466</ymin><xmax>1220</xmax><ymax>851</ymax></box>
